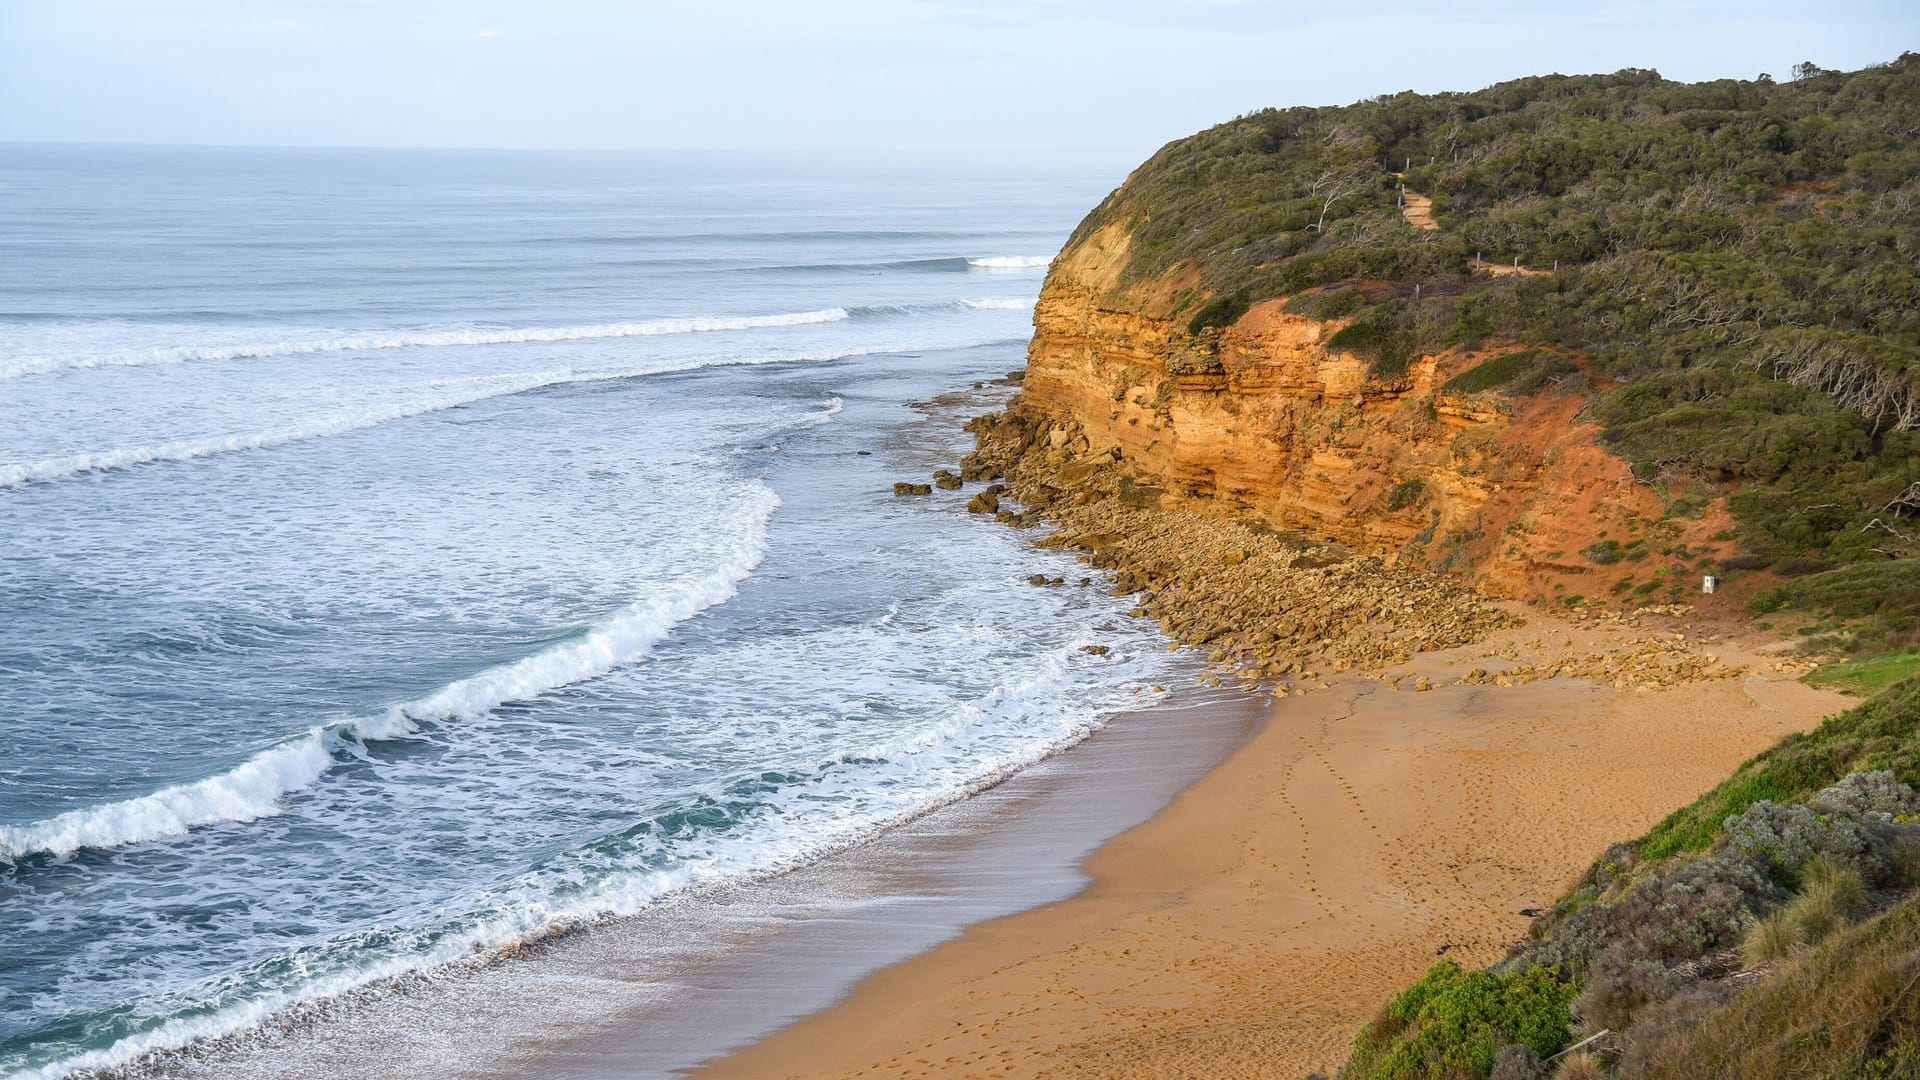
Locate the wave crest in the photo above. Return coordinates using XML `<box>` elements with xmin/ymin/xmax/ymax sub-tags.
<box><xmin>0</xmin><ymin>308</ymin><xmax>852</xmax><ymax>381</ymax></box>
<box><xmin>0</xmin><ymin>487</ymin><xmax>780</xmax><ymax>864</ymax></box>
<box><xmin>1</xmin><ymin>351</ymin><xmax>869</xmax><ymax>489</ymax></box>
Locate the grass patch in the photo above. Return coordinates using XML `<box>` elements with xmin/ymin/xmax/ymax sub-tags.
<box><xmin>1633</xmin><ymin>676</ymin><xmax>1920</xmax><ymax>861</ymax></box>
<box><xmin>1810</xmin><ymin>648</ymin><xmax>1920</xmax><ymax>697</ymax></box>
<box><xmin>1626</xmin><ymin>894</ymin><xmax>1920</xmax><ymax>1079</ymax></box>
<box><xmin>1752</xmin><ymin>560</ymin><xmax>1920</xmax><ymax>655</ymax></box>
<box><xmin>1442</xmin><ymin>348</ymin><xmax>1579</xmax><ymax>396</ymax></box>
<box><xmin>1742</xmin><ymin>908</ymin><xmax>1799</xmax><ymax>967</ymax></box>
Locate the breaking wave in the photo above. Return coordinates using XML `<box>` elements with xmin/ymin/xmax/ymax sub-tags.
<box><xmin>0</xmin><ymin>351</ymin><xmax>869</xmax><ymax>489</ymax></box>
<box><xmin>0</xmin><ymin>485</ymin><xmax>781</xmax><ymax>863</ymax></box>
<box><xmin>0</xmin><ymin>308</ymin><xmax>853</xmax><ymax>381</ymax></box>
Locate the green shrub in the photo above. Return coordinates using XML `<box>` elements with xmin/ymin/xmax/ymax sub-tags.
<box><xmin>1752</xmin><ymin>561</ymin><xmax>1920</xmax><ymax>655</ymax></box>
<box><xmin>1385</xmin><ymin>477</ymin><xmax>1428</xmax><ymax>511</ymax></box>
<box><xmin>1582</xmin><ymin>540</ymin><xmax>1625</xmax><ymax>565</ymax></box>
<box><xmin>1346</xmin><ymin>961</ymin><xmax>1576</xmax><ymax>1080</ymax></box>
<box><xmin>1065</xmin><ymin>55</ymin><xmax>1920</xmax><ymax>576</ymax></box>
<box><xmin>1186</xmin><ymin>288</ymin><xmax>1252</xmax><ymax>335</ymax></box>
<box><xmin>1633</xmin><ymin>678</ymin><xmax>1920</xmax><ymax>861</ymax></box>
<box><xmin>1284</xmin><ymin>284</ymin><xmax>1367</xmax><ymax>320</ymax></box>
<box><xmin>1325</xmin><ymin>316</ymin><xmax>1419</xmax><ymax>380</ymax></box>
<box><xmin>1443</xmin><ymin>349</ymin><xmax>1580</xmax><ymax>396</ymax></box>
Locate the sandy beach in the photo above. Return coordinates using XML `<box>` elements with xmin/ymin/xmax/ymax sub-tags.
<box><xmin>703</xmin><ymin>610</ymin><xmax>1850</xmax><ymax>1078</ymax></box>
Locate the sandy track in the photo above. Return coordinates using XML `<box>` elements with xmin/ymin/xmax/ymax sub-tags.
<box><xmin>1400</xmin><ymin>187</ymin><xmax>1438</xmax><ymax>231</ymax></box>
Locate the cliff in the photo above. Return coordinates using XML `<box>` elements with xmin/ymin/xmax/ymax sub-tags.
<box><xmin>956</xmin><ymin>57</ymin><xmax>1920</xmax><ymax>1080</ymax></box>
<box><xmin>972</xmin><ymin>57</ymin><xmax>1920</xmax><ymax>639</ymax></box>
<box><xmin>999</xmin><ymin>218</ymin><xmax>1735</xmax><ymax>611</ymax></box>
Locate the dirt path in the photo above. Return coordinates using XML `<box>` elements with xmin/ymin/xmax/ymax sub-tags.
<box><xmin>1400</xmin><ymin>187</ymin><xmax>1438</xmax><ymax>231</ymax></box>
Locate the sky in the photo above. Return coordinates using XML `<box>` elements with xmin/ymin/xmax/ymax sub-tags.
<box><xmin>2</xmin><ymin>0</ymin><xmax>1916</xmax><ymax>166</ymax></box>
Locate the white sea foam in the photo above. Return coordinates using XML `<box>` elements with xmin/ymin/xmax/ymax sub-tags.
<box><xmin>0</xmin><ymin>370</ymin><xmax>560</xmax><ymax>488</ymax></box>
<box><xmin>0</xmin><ymin>350</ymin><xmax>870</xmax><ymax>489</ymax></box>
<box><xmin>0</xmin><ymin>735</ymin><xmax>336</xmax><ymax>862</ymax></box>
<box><xmin>960</xmin><ymin>297</ymin><xmax>1037</xmax><ymax>310</ymax></box>
<box><xmin>966</xmin><ymin>255</ymin><xmax>1051</xmax><ymax>270</ymax></box>
<box><xmin>0</xmin><ymin>487</ymin><xmax>780</xmax><ymax>865</ymax></box>
<box><xmin>391</xmin><ymin>485</ymin><xmax>776</xmax><ymax>730</ymax></box>
<box><xmin>0</xmin><ymin>308</ymin><xmax>852</xmax><ymax>381</ymax></box>
<box><xmin>24</xmin><ymin>632</ymin><xmax>1167</xmax><ymax>1080</ymax></box>
<box><xmin>793</xmin><ymin>396</ymin><xmax>845</xmax><ymax>429</ymax></box>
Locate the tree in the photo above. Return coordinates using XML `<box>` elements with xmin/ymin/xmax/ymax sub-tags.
<box><xmin>1308</xmin><ymin>164</ymin><xmax>1370</xmax><ymax>231</ymax></box>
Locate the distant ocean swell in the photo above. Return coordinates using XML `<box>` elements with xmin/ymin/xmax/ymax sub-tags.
<box><xmin>0</xmin><ymin>339</ymin><xmax>928</xmax><ymax>488</ymax></box>
<box><xmin>0</xmin><ymin>309</ymin><xmax>855</xmax><ymax>380</ymax></box>
<box><xmin>0</xmin><ymin>483</ymin><xmax>782</xmax><ymax>865</ymax></box>
<box><xmin>0</xmin><ymin>297</ymin><xmax>1036</xmax><ymax>382</ymax></box>
<box><xmin>18</xmin><ymin>639</ymin><xmax>1140</xmax><ymax>1080</ymax></box>
<box><xmin>755</xmin><ymin>255</ymin><xmax>1053</xmax><ymax>275</ymax></box>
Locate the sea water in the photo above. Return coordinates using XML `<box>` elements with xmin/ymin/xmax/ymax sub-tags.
<box><xmin>0</xmin><ymin>146</ymin><xmax>1184</xmax><ymax>1077</ymax></box>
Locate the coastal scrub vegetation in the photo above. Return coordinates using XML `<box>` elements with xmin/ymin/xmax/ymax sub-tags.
<box><xmin>1345</xmin><ymin>960</ymin><xmax>1575</xmax><ymax>1079</ymax></box>
<box><xmin>1072</xmin><ymin>56</ymin><xmax>1920</xmax><ymax>639</ymax></box>
<box><xmin>1340</xmin><ymin>679</ymin><xmax>1920</xmax><ymax>1079</ymax></box>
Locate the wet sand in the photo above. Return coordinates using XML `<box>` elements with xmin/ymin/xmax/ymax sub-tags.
<box><xmin>701</xmin><ymin>612</ymin><xmax>1848</xmax><ymax>1078</ymax></box>
<box><xmin>145</xmin><ymin>688</ymin><xmax>1263</xmax><ymax>1080</ymax></box>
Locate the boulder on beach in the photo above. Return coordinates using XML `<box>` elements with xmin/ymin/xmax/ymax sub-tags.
<box><xmin>968</xmin><ymin>491</ymin><xmax>1000</xmax><ymax>514</ymax></box>
<box><xmin>893</xmin><ymin>482</ymin><xmax>932</xmax><ymax>496</ymax></box>
<box><xmin>933</xmin><ymin>470</ymin><xmax>963</xmax><ymax>490</ymax></box>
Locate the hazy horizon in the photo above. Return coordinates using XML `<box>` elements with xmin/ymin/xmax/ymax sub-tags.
<box><xmin>3</xmin><ymin>1</ymin><xmax>1916</xmax><ymax>167</ymax></box>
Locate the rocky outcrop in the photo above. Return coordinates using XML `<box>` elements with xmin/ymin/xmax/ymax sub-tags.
<box><xmin>991</xmin><ymin>222</ymin><xmax>1741</xmax><ymax>611</ymax></box>
<box><xmin>963</xmin><ymin>403</ymin><xmax>1521</xmax><ymax>683</ymax></box>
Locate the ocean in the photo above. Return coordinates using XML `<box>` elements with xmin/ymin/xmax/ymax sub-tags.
<box><xmin>0</xmin><ymin>146</ymin><xmax>1202</xmax><ymax>1077</ymax></box>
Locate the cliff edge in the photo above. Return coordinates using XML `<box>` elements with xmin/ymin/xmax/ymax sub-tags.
<box><xmin>978</xmin><ymin>56</ymin><xmax>1919</xmax><ymax>642</ymax></box>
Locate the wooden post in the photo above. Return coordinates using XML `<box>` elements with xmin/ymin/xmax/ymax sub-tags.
<box><xmin>1548</xmin><ymin>1030</ymin><xmax>1614</xmax><ymax>1064</ymax></box>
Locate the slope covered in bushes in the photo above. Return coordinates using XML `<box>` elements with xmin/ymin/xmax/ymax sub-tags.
<box><xmin>1341</xmin><ymin>677</ymin><xmax>1920</xmax><ymax>1079</ymax></box>
<box><xmin>1073</xmin><ymin>56</ymin><xmax>1920</xmax><ymax>639</ymax></box>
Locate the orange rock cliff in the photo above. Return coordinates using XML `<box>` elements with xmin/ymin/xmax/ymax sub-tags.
<box><xmin>996</xmin><ymin>220</ymin><xmax>1741</xmax><ymax>611</ymax></box>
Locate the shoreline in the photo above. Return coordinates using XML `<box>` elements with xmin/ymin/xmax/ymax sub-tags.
<box><xmin>79</xmin><ymin>367</ymin><xmax>1259</xmax><ymax>1080</ymax></box>
<box><xmin>692</xmin><ymin>400</ymin><xmax>1852</xmax><ymax>1077</ymax></box>
<box><xmin>700</xmin><ymin>608</ymin><xmax>1849</xmax><ymax>1078</ymax></box>
<box><xmin>124</xmin><ymin>687</ymin><xmax>1264</xmax><ymax>1080</ymax></box>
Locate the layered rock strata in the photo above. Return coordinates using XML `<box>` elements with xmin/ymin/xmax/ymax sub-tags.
<box><xmin>992</xmin><ymin>222</ymin><xmax>1741</xmax><ymax>611</ymax></box>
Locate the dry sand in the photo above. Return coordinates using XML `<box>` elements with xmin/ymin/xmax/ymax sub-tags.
<box><xmin>702</xmin><ymin>610</ymin><xmax>1849</xmax><ymax>1079</ymax></box>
